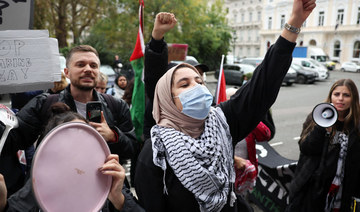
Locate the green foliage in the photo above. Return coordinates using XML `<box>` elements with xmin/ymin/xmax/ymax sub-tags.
<box><xmin>34</xmin><ymin>0</ymin><xmax>232</xmax><ymax>70</ymax></box>
<box><xmin>81</xmin><ymin>32</ymin><xmax>115</xmax><ymax>65</ymax></box>
<box><xmin>245</xmin><ymin>72</ymin><xmax>253</xmax><ymax>79</ymax></box>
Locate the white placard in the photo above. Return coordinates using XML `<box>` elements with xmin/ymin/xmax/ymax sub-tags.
<box><xmin>0</xmin><ymin>0</ymin><xmax>33</xmax><ymax>30</ymax></box>
<box><xmin>0</xmin><ymin>30</ymin><xmax>61</xmax><ymax>94</ymax></box>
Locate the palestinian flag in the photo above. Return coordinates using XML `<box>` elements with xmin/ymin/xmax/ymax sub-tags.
<box><xmin>129</xmin><ymin>0</ymin><xmax>145</xmax><ymax>142</ymax></box>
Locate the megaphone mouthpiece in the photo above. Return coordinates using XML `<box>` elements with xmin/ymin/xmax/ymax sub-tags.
<box><xmin>312</xmin><ymin>103</ymin><xmax>338</xmax><ymax>128</ymax></box>
<box><xmin>321</xmin><ymin>108</ymin><xmax>334</xmax><ymax>119</ymax></box>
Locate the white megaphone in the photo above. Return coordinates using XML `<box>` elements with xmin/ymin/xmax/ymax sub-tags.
<box><xmin>312</xmin><ymin>103</ymin><xmax>338</xmax><ymax>128</ymax></box>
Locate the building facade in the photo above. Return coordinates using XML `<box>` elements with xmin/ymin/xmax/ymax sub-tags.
<box><xmin>225</xmin><ymin>0</ymin><xmax>360</xmax><ymax>64</ymax></box>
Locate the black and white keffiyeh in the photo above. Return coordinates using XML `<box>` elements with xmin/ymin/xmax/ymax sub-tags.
<box><xmin>151</xmin><ymin>107</ymin><xmax>236</xmax><ymax>212</ymax></box>
<box><xmin>325</xmin><ymin>132</ymin><xmax>349</xmax><ymax>212</ymax></box>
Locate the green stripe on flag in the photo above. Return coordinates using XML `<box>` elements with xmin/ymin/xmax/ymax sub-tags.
<box><xmin>130</xmin><ymin>57</ymin><xmax>145</xmax><ymax>142</ymax></box>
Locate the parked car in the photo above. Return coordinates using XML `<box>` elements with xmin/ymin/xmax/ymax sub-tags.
<box><xmin>100</xmin><ymin>65</ymin><xmax>116</xmax><ymax>88</ymax></box>
<box><xmin>290</xmin><ymin>63</ymin><xmax>317</xmax><ymax>84</ymax></box>
<box><xmin>292</xmin><ymin>58</ymin><xmax>328</xmax><ymax>80</ymax></box>
<box><xmin>310</xmin><ymin>58</ymin><xmax>330</xmax><ymax>79</ymax></box>
<box><xmin>240</xmin><ymin>57</ymin><xmax>297</xmax><ymax>86</ymax></box>
<box><xmin>340</xmin><ymin>62</ymin><xmax>360</xmax><ymax>72</ymax></box>
<box><xmin>283</xmin><ymin>67</ymin><xmax>297</xmax><ymax>86</ymax></box>
<box><xmin>215</xmin><ymin>64</ymin><xmax>244</xmax><ymax>85</ymax></box>
<box><xmin>240</xmin><ymin>57</ymin><xmax>264</xmax><ymax>67</ymax></box>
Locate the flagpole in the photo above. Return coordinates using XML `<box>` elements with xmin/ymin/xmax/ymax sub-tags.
<box><xmin>216</xmin><ymin>54</ymin><xmax>225</xmax><ymax>104</ymax></box>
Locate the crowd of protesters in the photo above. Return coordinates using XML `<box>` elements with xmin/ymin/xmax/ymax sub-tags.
<box><xmin>3</xmin><ymin>1</ymin><xmax>358</xmax><ymax>212</ymax></box>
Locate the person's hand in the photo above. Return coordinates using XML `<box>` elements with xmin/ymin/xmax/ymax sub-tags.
<box><xmin>281</xmin><ymin>0</ymin><xmax>316</xmax><ymax>42</ymax></box>
<box><xmin>288</xmin><ymin>0</ymin><xmax>316</xmax><ymax>28</ymax></box>
<box><xmin>89</xmin><ymin>112</ymin><xmax>116</xmax><ymax>142</ymax></box>
<box><xmin>152</xmin><ymin>12</ymin><xmax>177</xmax><ymax>40</ymax></box>
<box><xmin>0</xmin><ymin>174</ymin><xmax>7</xmax><ymax>212</ymax></box>
<box><xmin>234</xmin><ymin>156</ymin><xmax>247</xmax><ymax>170</ymax></box>
<box><xmin>99</xmin><ymin>154</ymin><xmax>126</xmax><ymax>210</ymax></box>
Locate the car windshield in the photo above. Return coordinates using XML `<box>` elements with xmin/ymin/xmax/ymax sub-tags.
<box><xmin>316</xmin><ymin>56</ymin><xmax>327</xmax><ymax>62</ymax></box>
<box><xmin>100</xmin><ymin>65</ymin><xmax>115</xmax><ymax>76</ymax></box>
<box><xmin>301</xmin><ymin>61</ymin><xmax>311</xmax><ymax>67</ymax></box>
<box><xmin>224</xmin><ymin>65</ymin><xmax>241</xmax><ymax>71</ymax></box>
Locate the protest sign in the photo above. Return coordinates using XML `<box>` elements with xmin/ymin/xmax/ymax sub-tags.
<box><xmin>0</xmin><ymin>30</ymin><xmax>61</xmax><ymax>94</ymax></box>
<box><xmin>168</xmin><ymin>43</ymin><xmax>188</xmax><ymax>63</ymax></box>
<box><xmin>0</xmin><ymin>0</ymin><xmax>34</xmax><ymax>30</ymax></box>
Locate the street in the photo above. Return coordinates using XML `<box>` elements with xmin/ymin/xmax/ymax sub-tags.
<box><xmin>206</xmin><ymin>69</ymin><xmax>360</xmax><ymax>161</ymax></box>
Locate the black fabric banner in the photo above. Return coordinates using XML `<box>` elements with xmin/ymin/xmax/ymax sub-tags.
<box><xmin>248</xmin><ymin>142</ymin><xmax>297</xmax><ymax>212</ymax></box>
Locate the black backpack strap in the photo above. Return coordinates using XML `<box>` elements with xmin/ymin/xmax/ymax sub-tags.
<box><xmin>40</xmin><ymin>94</ymin><xmax>59</xmax><ymax>121</ymax></box>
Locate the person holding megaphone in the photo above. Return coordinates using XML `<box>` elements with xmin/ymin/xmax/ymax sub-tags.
<box><xmin>287</xmin><ymin>79</ymin><xmax>360</xmax><ymax>212</ymax></box>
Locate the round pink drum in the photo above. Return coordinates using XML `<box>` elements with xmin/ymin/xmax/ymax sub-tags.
<box><xmin>31</xmin><ymin>122</ymin><xmax>111</xmax><ymax>212</ymax></box>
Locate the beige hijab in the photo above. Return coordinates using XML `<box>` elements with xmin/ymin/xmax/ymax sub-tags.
<box><xmin>152</xmin><ymin>63</ymin><xmax>206</xmax><ymax>138</ymax></box>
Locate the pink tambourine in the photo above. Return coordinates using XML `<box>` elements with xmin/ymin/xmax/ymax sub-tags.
<box><xmin>31</xmin><ymin>122</ymin><xmax>112</xmax><ymax>212</ymax></box>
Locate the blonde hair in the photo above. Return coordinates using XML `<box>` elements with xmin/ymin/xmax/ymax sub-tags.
<box><xmin>99</xmin><ymin>72</ymin><xmax>108</xmax><ymax>83</ymax></box>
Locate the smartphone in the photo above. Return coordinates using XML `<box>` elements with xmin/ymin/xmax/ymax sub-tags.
<box><xmin>86</xmin><ymin>101</ymin><xmax>102</xmax><ymax>123</ymax></box>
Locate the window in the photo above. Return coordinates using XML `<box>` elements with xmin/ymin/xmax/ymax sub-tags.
<box><xmin>337</xmin><ymin>9</ymin><xmax>344</xmax><ymax>25</ymax></box>
<box><xmin>241</xmin><ymin>13</ymin><xmax>244</xmax><ymax>23</ymax></box>
<box><xmin>247</xmin><ymin>47</ymin><xmax>251</xmax><ymax>55</ymax></box>
<box><xmin>257</xmin><ymin>11</ymin><xmax>261</xmax><ymax>21</ymax></box>
<box><xmin>268</xmin><ymin>17</ymin><xmax>272</xmax><ymax>30</ymax></box>
<box><xmin>249</xmin><ymin>12</ymin><xmax>253</xmax><ymax>22</ymax></box>
<box><xmin>318</xmin><ymin>11</ymin><xmax>324</xmax><ymax>26</ymax></box>
<box><xmin>280</xmin><ymin>15</ymin><xmax>285</xmax><ymax>29</ymax></box>
<box><xmin>333</xmin><ymin>40</ymin><xmax>341</xmax><ymax>57</ymax></box>
<box><xmin>353</xmin><ymin>41</ymin><xmax>360</xmax><ymax>58</ymax></box>
<box><xmin>357</xmin><ymin>7</ymin><xmax>360</xmax><ymax>24</ymax></box>
<box><xmin>234</xmin><ymin>14</ymin><xmax>237</xmax><ymax>23</ymax></box>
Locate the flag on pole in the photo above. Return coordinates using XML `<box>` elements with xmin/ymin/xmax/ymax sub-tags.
<box><xmin>129</xmin><ymin>0</ymin><xmax>145</xmax><ymax>142</ymax></box>
<box><xmin>215</xmin><ymin>55</ymin><xmax>227</xmax><ymax>104</ymax></box>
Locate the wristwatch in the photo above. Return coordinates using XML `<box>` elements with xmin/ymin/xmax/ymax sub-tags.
<box><xmin>284</xmin><ymin>23</ymin><xmax>301</xmax><ymax>34</ymax></box>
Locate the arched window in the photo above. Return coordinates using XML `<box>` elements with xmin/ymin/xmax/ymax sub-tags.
<box><xmin>309</xmin><ymin>40</ymin><xmax>317</xmax><ymax>46</ymax></box>
<box><xmin>266</xmin><ymin>41</ymin><xmax>271</xmax><ymax>50</ymax></box>
<box><xmin>353</xmin><ymin>41</ymin><xmax>360</xmax><ymax>58</ymax></box>
<box><xmin>333</xmin><ymin>40</ymin><xmax>341</xmax><ymax>57</ymax></box>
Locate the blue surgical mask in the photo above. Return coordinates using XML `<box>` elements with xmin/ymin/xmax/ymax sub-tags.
<box><xmin>174</xmin><ymin>84</ymin><xmax>213</xmax><ymax>120</ymax></box>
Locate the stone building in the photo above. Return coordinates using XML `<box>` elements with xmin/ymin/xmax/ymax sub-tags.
<box><xmin>224</xmin><ymin>0</ymin><xmax>360</xmax><ymax>64</ymax></box>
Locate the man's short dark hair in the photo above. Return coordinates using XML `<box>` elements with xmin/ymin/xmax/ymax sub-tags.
<box><xmin>66</xmin><ymin>45</ymin><xmax>99</xmax><ymax>67</ymax></box>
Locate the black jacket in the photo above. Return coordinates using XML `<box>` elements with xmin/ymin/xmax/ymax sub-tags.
<box><xmin>135</xmin><ymin>35</ymin><xmax>295</xmax><ymax>212</ymax></box>
<box><xmin>3</xmin><ymin>85</ymin><xmax>136</xmax><ymax>158</ymax></box>
<box><xmin>288</xmin><ymin>119</ymin><xmax>360</xmax><ymax>212</ymax></box>
<box><xmin>4</xmin><ymin>178</ymin><xmax>144</xmax><ymax>212</ymax></box>
<box><xmin>0</xmin><ymin>86</ymin><xmax>136</xmax><ymax>196</ymax></box>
